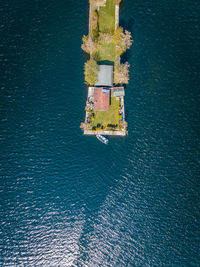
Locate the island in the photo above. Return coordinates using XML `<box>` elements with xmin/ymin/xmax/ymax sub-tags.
<box><xmin>80</xmin><ymin>0</ymin><xmax>132</xmax><ymax>136</ymax></box>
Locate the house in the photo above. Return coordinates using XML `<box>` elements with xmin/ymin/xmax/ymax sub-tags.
<box><xmin>113</xmin><ymin>86</ymin><xmax>125</xmax><ymax>97</ymax></box>
<box><xmin>94</xmin><ymin>87</ymin><xmax>110</xmax><ymax>111</ymax></box>
<box><xmin>95</xmin><ymin>65</ymin><xmax>113</xmax><ymax>87</ymax></box>
<box><xmin>94</xmin><ymin>64</ymin><xmax>113</xmax><ymax>111</ymax></box>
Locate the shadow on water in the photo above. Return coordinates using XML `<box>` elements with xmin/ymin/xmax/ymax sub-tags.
<box><xmin>119</xmin><ymin>17</ymin><xmax>135</xmax><ymax>63</ymax></box>
<box><xmin>125</xmin><ymin>110</ymin><xmax>129</xmax><ymax>121</ymax></box>
<box><xmin>120</xmin><ymin>49</ymin><xmax>131</xmax><ymax>64</ymax></box>
<box><xmin>120</xmin><ymin>18</ymin><xmax>135</xmax><ymax>36</ymax></box>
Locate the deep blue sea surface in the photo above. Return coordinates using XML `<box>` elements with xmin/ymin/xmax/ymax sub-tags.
<box><xmin>1</xmin><ymin>0</ymin><xmax>200</xmax><ymax>266</ymax></box>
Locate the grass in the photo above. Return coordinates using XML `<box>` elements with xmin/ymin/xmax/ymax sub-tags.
<box><xmin>92</xmin><ymin>97</ymin><xmax>120</xmax><ymax>127</ymax></box>
<box><xmin>98</xmin><ymin>0</ymin><xmax>115</xmax><ymax>33</ymax></box>
<box><xmin>94</xmin><ymin>42</ymin><xmax>116</xmax><ymax>62</ymax></box>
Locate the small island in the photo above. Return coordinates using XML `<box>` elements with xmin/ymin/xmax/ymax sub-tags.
<box><xmin>80</xmin><ymin>0</ymin><xmax>132</xmax><ymax>136</ymax></box>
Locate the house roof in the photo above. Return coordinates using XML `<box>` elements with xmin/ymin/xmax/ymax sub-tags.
<box><xmin>94</xmin><ymin>87</ymin><xmax>110</xmax><ymax>111</ymax></box>
<box><xmin>113</xmin><ymin>86</ymin><xmax>125</xmax><ymax>97</ymax></box>
<box><xmin>95</xmin><ymin>65</ymin><xmax>113</xmax><ymax>87</ymax></box>
<box><xmin>94</xmin><ymin>0</ymin><xmax>107</xmax><ymax>6</ymax></box>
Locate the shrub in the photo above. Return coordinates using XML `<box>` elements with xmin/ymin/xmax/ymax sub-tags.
<box><xmin>84</xmin><ymin>59</ymin><xmax>98</xmax><ymax>85</ymax></box>
<box><xmin>91</xmin><ymin>10</ymin><xmax>98</xmax><ymax>37</ymax></box>
<box><xmin>90</xmin><ymin>114</ymin><xmax>94</xmax><ymax>120</ymax></box>
<box><xmin>92</xmin><ymin>28</ymin><xmax>99</xmax><ymax>39</ymax></box>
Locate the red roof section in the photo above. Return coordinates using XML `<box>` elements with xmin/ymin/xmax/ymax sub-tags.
<box><xmin>94</xmin><ymin>88</ymin><xmax>110</xmax><ymax>111</ymax></box>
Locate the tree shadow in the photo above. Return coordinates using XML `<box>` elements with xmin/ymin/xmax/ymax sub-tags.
<box><xmin>121</xmin><ymin>48</ymin><xmax>131</xmax><ymax>63</ymax></box>
<box><xmin>125</xmin><ymin>109</ymin><xmax>129</xmax><ymax>121</ymax></box>
<box><xmin>120</xmin><ymin>17</ymin><xmax>135</xmax><ymax>33</ymax></box>
<box><xmin>119</xmin><ymin>17</ymin><xmax>135</xmax><ymax>63</ymax></box>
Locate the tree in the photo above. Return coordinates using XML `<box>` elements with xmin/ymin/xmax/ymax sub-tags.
<box><xmin>124</xmin><ymin>30</ymin><xmax>132</xmax><ymax>50</ymax></box>
<box><xmin>114</xmin><ymin>27</ymin><xmax>133</xmax><ymax>55</ymax></box>
<box><xmin>81</xmin><ymin>35</ymin><xmax>96</xmax><ymax>54</ymax></box>
<box><xmin>114</xmin><ymin>62</ymin><xmax>130</xmax><ymax>84</ymax></box>
<box><xmin>84</xmin><ymin>59</ymin><xmax>98</xmax><ymax>85</ymax></box>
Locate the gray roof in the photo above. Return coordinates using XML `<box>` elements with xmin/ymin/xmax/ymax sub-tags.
<box><xmin>113</xmin><ymin>87</ymin><xmax>125</xmax><ymax>97</ymax></box>
<box><xmin>95</xmin><ymin>65</ymin><xmax>113</xmax><ymax>87</ymax></box>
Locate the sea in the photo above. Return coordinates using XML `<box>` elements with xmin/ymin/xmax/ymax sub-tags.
<box><xmin>1</xmin><ymin>0</ymin><xmax>199</xmax><ymax>266</ymax></box>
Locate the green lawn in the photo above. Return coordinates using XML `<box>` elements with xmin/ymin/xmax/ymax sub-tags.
<box><xmin>94</xmin><ymin>42</ymin><xmax>116</xmax><ymax>62</ymax></box>
<box><xmin>98</xmin><ymin>0</ymin><xmax>115</xmax><ymax>33</ymax></box>
<box><xmin>92</xmin><ymin>97</ymin><xmax>120</xmax><ymax>127</ymax></box>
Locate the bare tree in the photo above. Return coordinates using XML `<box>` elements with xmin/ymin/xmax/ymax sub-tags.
<box><xmin>114</xmin><ymin>62</ymin><xmax>130</xmax><ymax>84</ymax></box>
<box><xmin>124</xmin><ymin>30</ymin><xmax>132</xmax><ymax>49</ymax></box>
<box><xmin>114</xmin><ymin>27</ymin><xmax>133</xmax><ymax>55</ymax></box>
<box><xmin>81</xmin><ymin>35</ymin><xmax>97</xmax><ymax>54</ymax></box>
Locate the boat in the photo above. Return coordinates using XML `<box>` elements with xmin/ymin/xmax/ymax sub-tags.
<box><xmin>96</xmin><ymin>134</ymin><xmax>108</xmax><ymax>144</ymax></box>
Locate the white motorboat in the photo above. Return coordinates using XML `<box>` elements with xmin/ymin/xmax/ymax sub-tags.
<box><xmin>96</xmin><ymin>134</ymin><xmax>108</xmax><ymax>144</ymax></box>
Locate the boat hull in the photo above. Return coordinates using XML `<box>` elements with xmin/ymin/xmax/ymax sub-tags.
<box><xmin>96</xmin><ymin>134</ymin><xmax>108</xmax><ymax>144</ymax></box>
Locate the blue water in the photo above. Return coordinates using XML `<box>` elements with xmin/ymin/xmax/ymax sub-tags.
<box><xmin>1</xmin><ymin>0</ymin><xmax>199</xmax><ymax>266</ymax></box>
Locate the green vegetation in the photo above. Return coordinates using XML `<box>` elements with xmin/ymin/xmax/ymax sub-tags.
<box><xmin>91</xmin><ymin>10</ymin><xmax>99</xmax><ymax>37</ymax></box>
<box><xmin>84</xmin><ymin>59</ymin><xmax>98</xmax><ymax>85</ymax></box>
<box><xmin>91</xmin><ymin>97</ymin><xmax>120</xmax><ymax>127</ymax></box>
<box><xmin>82</xmin><ymin>27</ymin><xmax>132</xmax><ymax>62</ymax></box>
<box><xmin>93</xmin><ymin>32</ymin><xmax>116</xmax><ymax>61</ymax></box>
<box><xmin>94</xmin><ymin>42</ymin><xmax>115</xmax><ymax>61</ymax></box>
<box><xmin>82</xmin><ymin>0</ymin><xmax>133</xmax><ymax>86</ymax></box>
<box><xmin>98</xmin><ymin>0</ymin><xmax>115</xmax><ymax>33</ymax></box>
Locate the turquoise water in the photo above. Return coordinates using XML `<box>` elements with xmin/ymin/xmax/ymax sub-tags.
<box><xmin>1</xmin><ymin>0</ymin><xmax>199</xmax><ymax>266</ymax></box>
